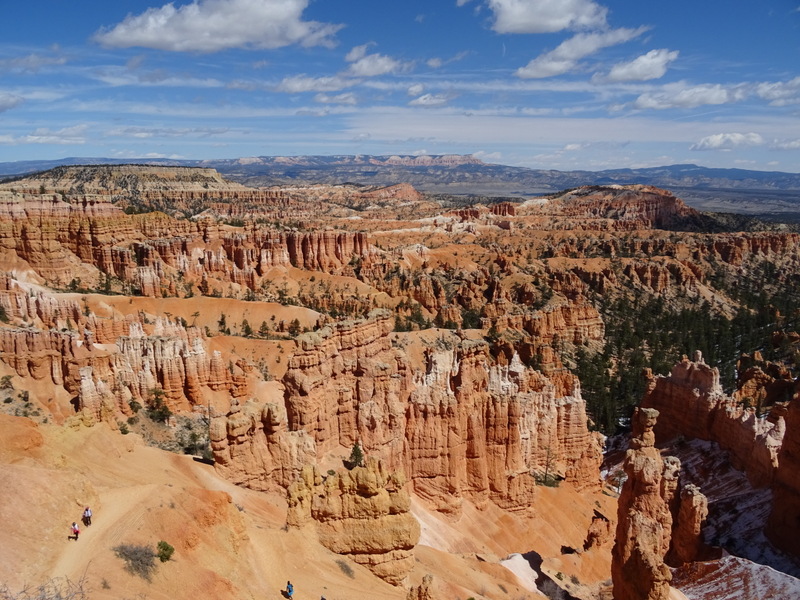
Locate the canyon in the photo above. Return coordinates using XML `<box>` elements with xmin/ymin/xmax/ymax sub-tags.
<box><xmin>0</xmin><ymin>164</ymin><xmax>798</xmax><ymax>600</ymax></box>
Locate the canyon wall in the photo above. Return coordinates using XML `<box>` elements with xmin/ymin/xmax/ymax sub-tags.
<box><xmin>211</xmin><ymin>311</ymin><xmax>602</xmax><ymax>513</ymax></box>
<box><xmin>640</xmin><ymin>351</ymin><xmax>785</xmax><ymax>488</ymax></box>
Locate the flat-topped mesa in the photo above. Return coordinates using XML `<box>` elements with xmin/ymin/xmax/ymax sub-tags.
<box><xmin>382</xmin><ymin>154</ymin><xmax>484</xmax><ymax>167</ymax></box>
<box><xmin>521</xmin><ymin>185</ymin><xmax>701</xmax><ymax>230</ymax></box>
<box><xmin>641</xmin><ymin>350</ymin><xmax>787</xmax><ymax>487</ymax></box>
<box><xmin>286</xmin><ymin>459</ymin><xmax>420</xmax><ymax>586</ymax></box>
<box><xmin>8</xmin><ymin>164</ymin><xmax>277</xmax><ymax>203</ymax></box>
<box><xmin>216</xmin><ymin>310</ymin><xmax>601</xmax><ymax>512</ymax></box>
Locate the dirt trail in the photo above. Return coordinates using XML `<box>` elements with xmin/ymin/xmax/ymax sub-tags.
<box><xmin>48</xmin><ymin>484</ymin><xmax>157</xmax><ymax>582</ymax></box>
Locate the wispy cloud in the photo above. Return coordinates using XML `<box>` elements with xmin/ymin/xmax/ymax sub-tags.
<box><xmin>0</xmin><ymin>52</ymin><xmax>66</xmax><ymax>73</ymax></box>
<box><xmin>409</xmin><ymin>93</ymin><xmax>450</xmax><ymax>107</ymax></box>
<box><xmin>90</xmin><ymin>67</ymin><xmax>224</xmax><ymax>88</ymax></box>
<box><xmin>0</xmin><ymin>124</ymin><xmax>88</xmax><ymax>145</ymax></box>
<box><xmin>756</xmin><ymin>76</ymin><xmax>800</xmax><ymax>106</ymax></box>
<box><xmin>0</xmin><ymin>92</ymin><xmax>24</xmax><ymax>112</ymax></box>
<box><xmin>345</xmin><ymin>44</ymin><xmax>412</xmax><ymax>77</ymax></box>
<box><xmin>773</xmin><ymin>138</ymin><xmax>800</xmax><ymax>150</ymax></box>
<box><xmin>690</xmin><ymin>132</ymin><xmax>764</xmax><ymax>151</ymax></box>
<box><xmin>486</xmin><ymin>0</ymin><xmax>608</xmax><ymax>34</ymax></box>
<box><xmin>106</xmin><ymin>126</ymin><xmax>229</xmax><ymax>139</ymax></box>
<box><xmin>314</xmin><ymin>92</ymin><xmax>357</xmax><ymax>105</ymax></box>
<box><xmin>602</xmin><ymin>49</ymin><xmax>679</xmax><ymax>82</ymax></box>
<box><xmin>93</xmin><ymin>0</ymin><xmax>342</xmax><ymax>52</ymax></box>
<box><xmin>633</xmin><ymin>82</ymin><xmax>749</xmax><ymax>110</ymax></box>
<box><xmin>516</xmin><ymin>27</ymin><xmax>647</xmax><ymax>78</ymax></box>
<box><xmin>275</xmin><ymin>75</ymin><xmax>354</xmax><ymax>93</ymax></box>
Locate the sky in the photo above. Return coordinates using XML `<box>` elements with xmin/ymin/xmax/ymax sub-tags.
<box><xmin>1</xmin><ymin>0</ymin><xmax>800</xmax><ymax>171</ymax></box>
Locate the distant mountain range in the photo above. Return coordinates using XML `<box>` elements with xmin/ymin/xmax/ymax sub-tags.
<box><xmin>2</xmin><ymin>154</ymin><xmax>800</xmax><ymax>219</ymax></box>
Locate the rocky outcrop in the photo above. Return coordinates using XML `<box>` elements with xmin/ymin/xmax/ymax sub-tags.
<box><xmin>641</xmin><ymin>351</ymin><xmax>785</xmax><ymax>487</ymax></box>
<box><xmin>667</xmin><ymin>484</ymin><xmax>709</xmax><ymax>566</ymax></box>
<box><xmin>612</xmin><ymin>407</ymin><xmax>712</xmax><ymax>599</ymax></box>
<box><xmin>210</xmin><ymin>399</ymin><xmax>316</xmax><ymax>491</ymax></box>
<box><xmin>213</xmin><ymin>311</ymin><xmax>601</xmax><ymax>512</ymax></box>
<box><xmin>286</xmin><ymin>460</ymin><xmax>420</xmax><ymax>585</ymax></box>
<box><xmin>0</xmin><ymin>171</ymin><xmax>373</xmax><ymax>295</ymax></box>
<box><xmin>612</xmin><ymin>407</ymin><xmax>674</xmax><ymax>600</ymax></box>
<box><xmin>406</xmin><ymin>574</ymin><xmax>435</xmax><ymax>600</ymax></box>
<box><xmin>767</xmin><ymin>396</ymin><xmax>800</xmax><ymax>555</ymax></box>
<box><xmin>584</xmin><ymin>510</ymin><xmax>613</xmax><ymax>550</ymax></box>
<box><xmin>521</xmin><ymin>185</ymin><xmax>701</xmax><ymax>230</ymax></box>
<box><xmin>0</xmin><ymin>277</ymin><xmax>250</xmax><ymax>423</ymax></box>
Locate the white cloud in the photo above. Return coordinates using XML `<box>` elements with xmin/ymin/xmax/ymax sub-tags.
<box><xmin>0</xmin><ymin>92</ymin><xmax>24</xmax><ymax>112</ymax></box>
<box><xmin>407</xmin><ymin>83</ymin><xmax>425</xmax><ymax>96</ymax></box>
<box><xmin>487</xmin><ymin>0</ymin><xmax>608</xmax><ymax>34</ymax></box>
<box><xmin>18</xmin><ymin>124</ymin><xmax>88</xmax><ymax>145</ymax></box>
<box><xmin>346</xmin><ymin>52</ymin><xmax>410</xmax><ymax>77</ymax></box>
<box><xmin>756</xmin><ymin>76</ymin><xmax>800</xmax><ymax>106</ymax></box>
<box><xmin>345</xmin><ymin>44</ymin><xmax>371</xmax><ymax>62</ymax></box>
<box><xmin>604</xmin><ymin>49</ymin><xmax>679</xmax><ymax>82</ymax></box>
<box><xmin>93</xmin><ymin>0</ymin><xmax>342</xmax><ymax>52</ymax></box>
<box><xmin>314</xmin><ymin>92</ymin><xmax>357</xmax><ymax>105</ymax></box>
<box><xmin>409</xmin><ymin>93</ymin><xmax>450</xmax><ymax>107</ymax></box>
<box><xmin>516</xmin><ymin>27</ymin><xmax>646</xmax><ymax>78</ymax></box>
<box><xmin>472</xmin><ymin>151</ymin><xmax>503</xmax><ymax>163</ymax></box>
<box><xmin>773</xmin><ymin>139</ymin><xmax>800</xmax><ymax>150</ymax></box>
<box><xmin>275</xmin><ymin>75</ymin><xmax>353</xmax><ymax>93</ymax></box>
<box><xmin>633</xmin><ymin>82</ymin><xmax>748</xmax><ymax>110</ymax></box>
<box><xmin>690</xmin><ymin>132</ymin><xmax>764</xmax><ymax>151</ymax></box>
<box><xmin>426</xmin><ymin>51</ymin><xmax>469</xmax><ymax>70</ymax></box>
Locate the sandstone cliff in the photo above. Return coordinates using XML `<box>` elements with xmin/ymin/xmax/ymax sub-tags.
<box><xmin>767</xmin><ymin>393</ymin><xmax>800</xmax><ymax>555</ymax></box>
<box><xmin>612</xmin><ymin>408</ymin><xmax>674</xmax><ymax>600</ymax></box>
<box><xmin>211</xmin><ymin>311</ymin><xmax>602</xmax><ymax>513</ymax></box>
<box><xmin>641</xmin><ymin>351</ymin><xmax>785</xmax><ymax>488</ymax></box>
<box><xmin>612</xmin><ymin>408</ymin><xmax>710</xmax><ymax>600</ymax></box>
<box><xmin>286</xmin><ymin>459</ymin><xmax>420</xmax><ymax>585</ymax></box>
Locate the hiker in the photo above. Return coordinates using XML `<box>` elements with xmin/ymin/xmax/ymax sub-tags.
<box><xmin>82</xmin><ymin>507</ymin><xmax>92</xmax><ymax>526</ymax></box>
<box><xmin>70</xmin><ymin>522</ymin><xmax>80</xmax><ymax>541</ymax></box>
<box><xmin>286</xmin><ymin>581</ymin><xmax>294</xmax><ymax>599</ymax></box>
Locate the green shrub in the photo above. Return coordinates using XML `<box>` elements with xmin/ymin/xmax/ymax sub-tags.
<box><xmin>156</xmin><ymin>540</ymin><xmax>175</xmax><ymax>563</ymax></box>
<box><xmin>345</xmin><ymin>442</ymin><xmax>364</xmax><ymax>470</ymax></box>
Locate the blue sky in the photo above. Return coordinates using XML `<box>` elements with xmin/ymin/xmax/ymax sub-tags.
<box><xmin>1</xmin><ymin>0</ymin><xmax>800</xmax><ymax>171</ymax></box>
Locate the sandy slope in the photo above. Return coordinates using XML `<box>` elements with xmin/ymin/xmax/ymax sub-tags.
<box><xmin>0</xmin><ymin>415</ymin><xmax>410</xmax><ymax>600</ymax></box>
<box><xmin>0</xmin><ymin>412</ymin><xmax>640</xmax><ymax>600</ymax></box>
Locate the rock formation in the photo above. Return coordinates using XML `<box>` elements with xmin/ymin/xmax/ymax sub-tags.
<box><xmin>612</xmin><ymin>407</ymin><xmax>712</xmax><ymax>599</ymax></box>
<box><xmin>212</xmin><ymin>310</ymin><xmax>602</xmax><ymax>511</ymax></box>
<box><xmin>584</xmin><ymin>509</ymin><xmax>613</xmax><ymax>551</ymax></box>
<box><xmin>641</xmin><ymin>351</ymin><xmax>785</xmax><ymax>488</ymax></box>
<box><xmin>767</xmin><ymin>395</ymin><xmax>800</xmax><ymax>555</ymax></box>
<box><xmin>286</xmin><ymin>459</ymin><xmax>420</xmax><ymax>585</ymax></box>
<box><xmin>406</xmin><ymin>574</ymin><xmax>435</xmax><ymax>600</ymax></box>
<box><xmin>612</xmin><ymin>407</ymin><xmax>674</xmax><ymax>600</ymax></box>
<box><xmin>666</xmin><ymin>484</ymin><xmax>709</xmax><ymax>566</ymax></box>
